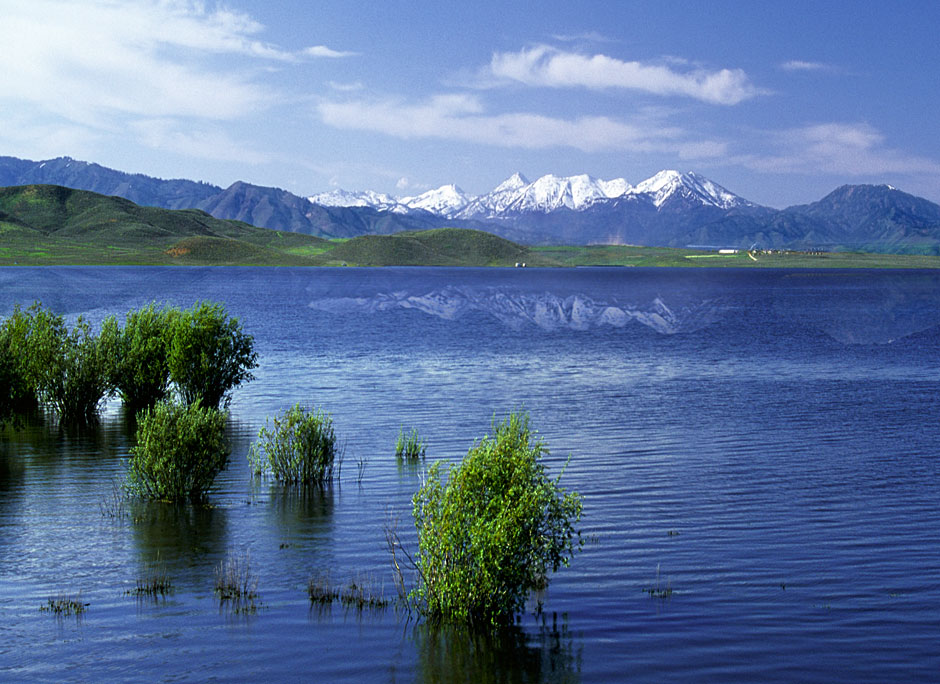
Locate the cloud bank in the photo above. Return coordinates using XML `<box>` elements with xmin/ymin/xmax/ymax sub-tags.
<box><xmin>485</xmin><ymin>46</ymin><xmax>761</xmax><ymax>105</ymax></box>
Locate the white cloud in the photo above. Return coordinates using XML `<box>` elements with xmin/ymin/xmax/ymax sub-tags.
<box><xmin>780</xmin><ymin>60</ymin><xmax>831</xmax><ymax>72</ymax></box>
<box><xmin>485</xmin><ymin>46</ymin><xmax>761</xmax><ymax>105</ymax></box>
<box><xmin>0</xmin><ymin>0</ymin><xmax>288</xmax><ymax>125</ymax></box>
<box><xmin>327</xmin><ymin>81</ymin><xmax>365</xmax><ymax>92</ymax></box>
<box><xmin>130</xmin><ymin>119</ymin><xmax>271</xmax><ymax>165</ymax></box>
<box><xmin>304</xmin><ymin>45</ymin><xmax>360</xmax><ymax>59</ymax></box>
<box><xmin>317</xmin><ymin>93</ymin><xmax>732</xmax><ymax>157</ymax></box>
<box><xmin>741</xmin><ymin>123</ymin><xmax>940</xmax><ymax>177</ymax></box>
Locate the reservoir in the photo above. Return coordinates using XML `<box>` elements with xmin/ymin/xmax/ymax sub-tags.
<box><xmin>1</xmin><ymin>266</ymin><xmax>939</xmax><ymax>682</ymax></box>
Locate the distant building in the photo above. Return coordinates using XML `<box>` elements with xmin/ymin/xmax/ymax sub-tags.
<box><xmin>718</xmin><ymin>249</ymin><xmax>739</xmax><ymax>254</ymax></box>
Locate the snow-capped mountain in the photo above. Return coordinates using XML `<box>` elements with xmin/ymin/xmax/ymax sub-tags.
<box><xmin>309</xmin><ymin>188</ymin><xmax>406</xmax><ymax>213</ymax></box>
<box><xmin>310</xmin><ymin>170</ymin><xmax>749</xmax><ymax>220</ymax></box>
<box><xmin>633</xmin><ymin>170</ymin><xmax>745</xmax><ymax>209</ymax></box>
<box><xmin>400</xmin><ymin>184</ymin><xmax>470</xmax><ymax>215</ymax></box>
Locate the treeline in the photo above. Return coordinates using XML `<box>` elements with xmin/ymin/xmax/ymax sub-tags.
<box><xmin>0</xmin><ymin>301</ymin><xmax>257</xmax><ymax>423</ymax></box>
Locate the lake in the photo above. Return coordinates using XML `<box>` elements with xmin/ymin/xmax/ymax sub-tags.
<box><xmin>1</xmin><ymin>266</ymin><xmax>939</xmax><ymax>683</ymax></box>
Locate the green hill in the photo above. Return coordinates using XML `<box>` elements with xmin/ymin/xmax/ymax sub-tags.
<box><xmin>312</xmin><ymin>228</ymin><xmax>549</xmax><ymax>266</ymax></box>
<box><xmin>0</xmin><ymin>184</ymin><xmax>329</xmax><ymax>265</ymax></box>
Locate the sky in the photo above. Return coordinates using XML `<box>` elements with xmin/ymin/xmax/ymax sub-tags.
<box><xmin>1</xmin><ymin>0</ymin><xmax>939</xmax><ymax>208</ymax></box>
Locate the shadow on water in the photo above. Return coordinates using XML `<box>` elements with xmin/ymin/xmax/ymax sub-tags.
<box><xmin>265</xmin><ymin>484</ymin><xmax>335</xmax><ymax>543</ymax></box>
<box><xmin>411</xmin><ymin>615</ymin><xmax>582</xmax><ymax>684</ymax></box>
<box><xmin>130</xmin><ymin>501</ymin><xmax>229</xmax><ymax>587</ymax></box>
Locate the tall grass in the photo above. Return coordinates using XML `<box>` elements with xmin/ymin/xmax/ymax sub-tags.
<box><xmin>395</xmin><ymin>426</ymin><xmax>427</xmax><ymax>462</ymax></box>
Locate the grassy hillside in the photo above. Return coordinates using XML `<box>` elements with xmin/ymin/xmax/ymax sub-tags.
<box><xmin>309</xmin><ymin>227</ymin><xmax>551</xmax><ymax>266</ymax></box>
<box><xmin>0</xmin><ymin>184</ymin><xmax>329</xmax><ymax>265</ymax></box>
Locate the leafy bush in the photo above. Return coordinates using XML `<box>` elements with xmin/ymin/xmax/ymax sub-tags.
<box><xmin>408</xmin><ymin>412</ymin><xmax>582</xmax><ymax>627</ymax></box>
<box><xmin>395</xmin><ymin>426</ymin><xmax>427</xmax><ymax>461</ymax></box>
<box><xmin>249</xmin><ymin>404</ymin><xmax>336</xmax><ymax>485</ymax></box>
<box><xmin>40</xmin><ymin>316</ymin><xmax>112</xmax><ymax>422</ymax></box>
<box><xmin>0</xmin><ymin>303</ymin><xmax>110</xmax><ymax>422</ymax></box>
<box><xmin>0</xmin><ymin>304</ymin><xmax>41</xmax><ymax>412</ymax></box>
<box><xmin>127</xmin><ymin>399</ymin><xmax>229</xmax><ymax>502</ymax></box>
<box><xmin>167</xmin><ymin>301</ymin><xmax>257</xmax><ymax>409</ymax></box>
<box><xmin>100</xmin><ymin>303</ymin><xmax>178</xmax><ymax>412</ymax></box>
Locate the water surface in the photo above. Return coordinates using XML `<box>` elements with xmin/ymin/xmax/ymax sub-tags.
<box><xmin>1</xmin><ymin>267</ymin><xmax>939</xmax><ymax>682</ymax></box>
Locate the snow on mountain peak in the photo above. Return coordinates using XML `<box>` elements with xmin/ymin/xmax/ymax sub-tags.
<box><xmin>308</xmin><ymin>169</ymin><xmax>746</xmax><ymax>217</ymax></box>
<box><xmin>400</xmin><ymin>183</ymin><xmax>470</xmax><ymax>215</ymax></box>
<box><xmin>632</xmin><ymin>170</ymin><xmax>744</xmax><ymax>209</ymax></box>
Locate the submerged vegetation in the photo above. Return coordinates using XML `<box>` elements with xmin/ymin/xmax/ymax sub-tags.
<box><xmin>40</xmin><ymin>593</ymin><xmax>88</xmax><ymax>617</ymax></box>
<box><xmin>249</xmin><ymin>404</ymin><xmax>337</xmax><ymax>485</ymax></box>
<box><xmin>307</xmin><ymin>571</ymin><xmax>389</xmax><ymax>610</ymax></box>
<box><xmin>395</xmin><ymin>426</ymin><xmax>427</xmax><ymax>462</ymax></box>
<box><xmin>127</xmin><ymin>399</ymin><xmax>229</xmax><ymax>502</ymax></box>
<box><xmin>393</xmin><ymin>412</ymin><xmax>583</xmax><ymax>627</ymax></box>
<box><xmin>0</xmin><ymin>300</ymin><xmax>256</xmax><ymax>423</ymax></box>
<box><xmin>216</xmin><ymin>550</ymin><xmax>260</xmax><ymax>614</ymax></box>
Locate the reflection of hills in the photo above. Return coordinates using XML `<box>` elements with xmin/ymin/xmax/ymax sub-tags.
<box><xmin>310</xmin><ymin>286</ymin><xmax>725</xmax><ymax>334</ymax></box>
<box><xmin>775</xmin><ymin>272</ymin><xmax>940</xmax><ymax>344</ymax></box>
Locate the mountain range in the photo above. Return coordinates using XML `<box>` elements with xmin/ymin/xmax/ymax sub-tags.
<box><xmin>3</xmin><ymin>155</ymin><xmax>940</xmax><ymax>253</ymax></box>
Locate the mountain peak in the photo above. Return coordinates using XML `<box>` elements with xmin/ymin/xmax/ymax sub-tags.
<box><xmin>493</xmin><ymin>172</ymin><xmax>530</xmax><ymax>192</ymax></box>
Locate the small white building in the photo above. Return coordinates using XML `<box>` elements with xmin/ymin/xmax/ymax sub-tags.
<box><xmin>718</xmin><ymin>249</ymin><xmax>739</xmax><ymax>255</ymax></box>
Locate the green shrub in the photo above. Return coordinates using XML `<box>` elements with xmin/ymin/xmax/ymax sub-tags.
<box><xmin>167</xmin><ymin>301</ymin><xmax>257</xmax><ymax>409</ymax></box>
<box><xmin>395</xmin><ymin>426</ymin><xmax>427</xmax><ymax>461</ymax></box>
<box><xmin>40</xmin><ymin>316</ymin><xmax>112</xmax><ymax>422</ymax></box>
<box><xmin>0</xmin><ymin>304</ymin><xmax>40</xmax><ymax>412</ymax></box>
<box><xmin>127</xmin><ymin>399</ymin><xmax>229</xmax><ymax>502</ymax></box>
<box><xmin>408</xmin><ymin>412</ymin><xmax>582</xmax><ymax>627</ymax></box>
<box><xmin>101</xmin><ymin>303</ymin><xmax>178</xmax><ymax>412</ymax></box>
<box><xmin>249</xmin><ymin>404</ymin><xmax>336</xmax><ymax>485</ymax></box>
<box><xmin>1</xmin><ymin>303</ymin><xmax>110</xmax><ymax>422</ymax></box>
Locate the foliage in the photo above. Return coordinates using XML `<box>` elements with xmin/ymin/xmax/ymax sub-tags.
<box><xmin>408</xmin><ymin>412</ymin><xmax>582</xmax><ymax>627</ymax></box>
<box><xmin>395</xmin><ymin>426</ymin><xmax>427</xmax><ymax>461</ymax></box>
<box><xmin>249</xmin><ymin>404</ymin><xmax>336</xmax><ymax>485</ymax></box>
<box><xmin>39</xmin><ymin>316</ymin><xmax>112</xmax><ymax>422</ymax></box>
<box><xmin>101</xmin><ymin>303</ymin><xmax>178</xmax><ymax>411</ymax></box>
<box><xmin>167</xmin><ymin>301</ymin><xmax>258</xmax><ymax>409</ymax></box>
<box><xmin>0</xmin><ymin>302</ymin><xmax>110</xmax><ymax>422</ymax></box>
<box><xmin>127</xmin><ymin>399</ymin><xmax>229</xmax><ymax>502</ymax></box>
<box><xmin>0</xmin><ymin>304</ymin><xmax>40</xmax><ymax>413</ymax></box>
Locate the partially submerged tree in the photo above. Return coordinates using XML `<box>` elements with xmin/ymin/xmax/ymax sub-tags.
<box><xmin>100</xmin><ymin>303</ymin><xmax>178</xmax><ymax>412</ymax></box>
<box><xmin>127</xmin><ymin>399</ymin><xmax>229</xmax><ymax>502</ymax></box>
<box><xmin>402</xmin><ymin>412</ymin><xmax>582</xmax><ymax>627</ymax></box>
<box><xmin>167</xmin><ymin>301</ymin><xmax>258</xmax><ymax>410</ymax></box>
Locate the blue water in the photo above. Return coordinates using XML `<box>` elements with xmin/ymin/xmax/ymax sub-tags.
<box><xmin>1</xmin><ymin>266</ymin><xmax>939</xmax><ymax>682</ymax></box>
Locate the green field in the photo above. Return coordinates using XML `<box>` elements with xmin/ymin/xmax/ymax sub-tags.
<box><xmin>2</xmin><ymin>184</ymin><xmax>940</xmax><ymax>269</ymax></box>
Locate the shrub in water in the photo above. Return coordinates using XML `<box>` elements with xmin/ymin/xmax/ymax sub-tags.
<box><xmin>128</xmin><ymin>399</ymin><xmax>229</xmax><ymax>502</ymax></box>
<box><xmin>167</xmin><ymin>301</ymin><xmax>257</xmax><ymax>409</ymax></box>
<box><xmin>395</xmin><ymin>426</ymin><xmax>427</xmax><ymax>461</ymax></box>
<box><xmin>409</xmin><ymin>412</ymin><xmax>582</xmax><ymax>627</ymax></box>
<box><xmin>249</xmin><ymin>404</ymin><xmax>336</xmax><ymax>485</ymax></box>
<box><xmin>41</xmin><ymin>316</ymin><xmax>112</xmax><ymax>422</ymax></box>
<box><xmin>0</xmin><ymin>304</ymin><xmax>41</xmax><ymax>413</ymax></box>
<box><xmin>101</xmin><ymin>303</ymin><xmax>179</xmax><ymax>412</ymax></box>
<box><xmin>6</xmin><ymin>303</ymin><xmax>111</xmax><ymax>423</ymax></box>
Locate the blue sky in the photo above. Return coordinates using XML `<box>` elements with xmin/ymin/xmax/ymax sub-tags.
<box><xmin>1</xmin><ymin>0</ymin><xmax>939</xmax><ymax>207</ymax></box>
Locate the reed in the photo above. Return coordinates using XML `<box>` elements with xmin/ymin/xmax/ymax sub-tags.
<box><xmin>395</xmin><ymin>426</ymin><xmax>427</xmax><ymax>462</ymax></box>
<box><xmin>40</xmin><ymin>593</ymin><xmax>88</xmax><ymax>616</ymax></box>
